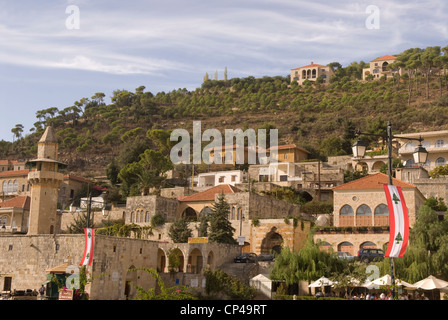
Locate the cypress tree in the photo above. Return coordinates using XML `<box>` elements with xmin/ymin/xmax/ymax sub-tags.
<box><xmin>208</xmin><ymin>193</ymin><xmax>237</xmax><ymax>244</ymax></box>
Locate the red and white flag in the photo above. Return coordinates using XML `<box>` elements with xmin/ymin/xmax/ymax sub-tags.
<box><xmin>383</xmin><ymin>185</ymin><xmax>409</xmax><ymax>258</ymax></box>
<box><xmin>80</xmin><ymin>228</ymin><xmax>95</xmax><ymax>266</ymax></box>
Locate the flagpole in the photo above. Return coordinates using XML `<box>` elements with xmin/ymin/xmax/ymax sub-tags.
<box><xmin>387</xmin><ymin>121</ymin><xmax>395</xmax><ymax>298</ymax></box>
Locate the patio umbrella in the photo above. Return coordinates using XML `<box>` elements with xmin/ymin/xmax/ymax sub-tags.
<box><xmin>363</xmin><ymin>275</ymin><xmax>416</xmax><ymax>289</ymax></box>
<box><xmin>412</xmin><ymin>275</ymin><xmax>448</xmax><ymax>290</ymax></box>
<box><xmin>308</xmin><ymin>276</ymin><xmax>334</xmax><ymax>287</ymax></box>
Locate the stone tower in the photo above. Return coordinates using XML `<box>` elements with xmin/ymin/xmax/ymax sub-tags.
<box><xmin>27</xmin><ymin>127</ymin><xmax>65</xmax><ymax>235</ymax></box>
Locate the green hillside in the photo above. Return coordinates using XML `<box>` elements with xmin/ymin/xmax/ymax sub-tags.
<box><xmin>2</xmin><ymin>45</ymin><xmax>448</xmax><ymax>183</ymax></box>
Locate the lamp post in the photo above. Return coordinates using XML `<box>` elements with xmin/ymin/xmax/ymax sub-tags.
<box><xmin>69</xmin><ymin>193</ymin><xmax>109</xmax><ymax>229</ymax></box>
<box><xmin>352</xmin><ymin>120</ymin><xmax>428</xmax><ymax>297</ymax></box>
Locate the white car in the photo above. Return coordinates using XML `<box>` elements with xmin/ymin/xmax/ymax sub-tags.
<box><xmin>337</xmin><ymin>251</ymin><xmax>354</xmax><ymax>260</ymax></box>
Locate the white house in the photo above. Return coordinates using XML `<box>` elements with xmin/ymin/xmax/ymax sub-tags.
<box><xmin>196</xmin><ymin>170</ymin><xmax>248</xmax><ymax>187</ymax></box>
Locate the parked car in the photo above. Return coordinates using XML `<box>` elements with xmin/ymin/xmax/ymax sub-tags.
<box><xmin>234</xmin><ymin>252</ymin><xmax>258</xmax><ymax>263</ymax></box>
<box><xmin>257</xmin><ymin>253</ymin><xmax>275</xmax><ymax>262</ymax></box>
<box><xmin>357</xmin><ymin>248</ymin><xmax>384</xmax><ymax>262</ymax></box>
<box><xmin>337</xmin><ymin>251</ymin><xmax>354</xmax><ymax>260</ymax></box>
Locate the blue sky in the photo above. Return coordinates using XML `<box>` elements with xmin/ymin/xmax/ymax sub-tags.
<box><xmin>0</xmin><ymin>0</ymin><xmax>447</xmax><ymax>142</ymax></box>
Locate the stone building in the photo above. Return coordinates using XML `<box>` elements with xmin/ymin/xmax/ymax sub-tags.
<box><xmin>314</xmin><ymin>172</ymin><xmax>426</xmax><ymax>256</ymax></box>
<box><xmin>0</xmin><ymin>196</ymin><xmax>30</xmax><ymax>233</ymax></box>
<box><xmin>0</xmin><ymin>127</ymin><xmax>246</xmax><ymax>300</ymax></box>
<box><xmin>396</xmin><ymin>130</ymin><xmax>448</xmax><ymax>171</ymax></box>
<box><xmin>290</xmin><ymin>62</ymin><xmax>334</xmax><ymax>85</ymax></box>
<box><xmin>362</xmin><ymin>54</ymin><xmax>400</xmax><ymax>81</ymax></box>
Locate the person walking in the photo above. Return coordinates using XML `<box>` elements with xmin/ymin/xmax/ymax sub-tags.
<box><xmin>38</xmin><ymin>285</ymin><xmax>46</xmax><ymax>300</ymax></box>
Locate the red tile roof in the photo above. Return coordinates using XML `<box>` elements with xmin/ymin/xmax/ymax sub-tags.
<box><xmin>292</xmin><ymin>62</ymin><xmax>326</xmax><ymax>70</ymax></box>
<box><xmin>372</xmin><ymin>55</ymin><xmax>397</xmax><ymax>62</ymax></box>
<box><xmin>332</xmin><ymin>173</ymin><xmax>416</xmax><ymax>191</ymax></box>
<box><xmin>0</xmin><ymin>169</ymin><xmax>30</xmax><ymax>177</ymax></box>
<box><xmin>0</xmin><ymin>196</ymin><xmax>31</xmax><ymax>210</ymax></box>
<box><xmin>179</xmin><ymin>184</ymin><xmax>241</xmax><ymax>202</ymax></box>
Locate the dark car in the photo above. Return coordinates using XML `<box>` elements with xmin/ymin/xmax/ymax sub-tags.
<box><xmin>357</xmin><ymin>248</ymin><xmax>385</xmax><ymax>262</ymax></box>
<box><xmin>257</xmin><ymin>253</ymin><xmax>275</xmax><ymax>262</ymax></box>
<box><xmin>234</xmin><ymin>252</ymin><xmax>258</xmax><ymax>263</ymax></box>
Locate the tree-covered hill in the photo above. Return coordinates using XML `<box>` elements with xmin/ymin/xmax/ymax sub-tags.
<box><xmin>2</xmin><ymin>45</ymin><xmax>448</xmax><ymax>182</ymax></box>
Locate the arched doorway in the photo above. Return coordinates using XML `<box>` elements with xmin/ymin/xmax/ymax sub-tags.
<box><xmin>207</xmin><ymin>251</ymin><xmax>215</xmax><ymax>270</ymax></box>
<box><xmin>157</xmin><ymin>248</ymin><xmax>166</xmax><ymax>273</ymax></box>
<box><xmin>188</xmin><ymin>248</ymin><xmax>203</xmax><ymax>274</ymax></box>
<box><xmin>338</xmin><ymin>241</ymin><xmax>354</xmax><ymax>256</ymax></box>
<box><xmin>182</xmin><ymin>207</ymin><xmax>197</xmax><ymax>221</ymax></box>
<box><xmin>125</xmin><ymin>265</ymin><xmax>137</xmax><ymax>299</ymax></box>
<box><xmin>168</xmin><ymin>248</ymin><xmax>185</xmax><ymax>273</ymax></box>
<box><xmin>261</xmin><ymin>227</ymin><xmax>284</xmax><ymax>254</ymax></box>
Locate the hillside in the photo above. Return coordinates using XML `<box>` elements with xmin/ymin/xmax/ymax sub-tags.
<box><xmin>2</xmin><ymin>46</ymin><xmax>448</xmax><ymax>183</ymax></box>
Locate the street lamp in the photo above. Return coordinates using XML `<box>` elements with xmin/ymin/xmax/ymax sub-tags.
<box><xmin>69</xmin><ymin>193</ymin><xmax>110</xmax><ymax>229</ymax></box>
<box><xmin>352</xmin><ymin>120</ymin><xmax>428</xmax><ymax>298</ymax></box>
<box><xmin>353</xmin><ymin>121</ymin><xmax>428</xmax><ymax>184</ymax></box>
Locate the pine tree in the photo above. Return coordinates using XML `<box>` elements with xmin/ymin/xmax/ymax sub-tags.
<box><xmin>208</xmin><ymin>193</ymin><xmax>237</xmax><ymax>244</ymax></box>
<box><xmin>168</xmin><ymin>217</ymin><xmax>192</xmax><ymax>243</ymax></box>
<box><xmin>197</xmin><ymin>214</ymin><xmax>209</xmax><ymax>237</ymax></box>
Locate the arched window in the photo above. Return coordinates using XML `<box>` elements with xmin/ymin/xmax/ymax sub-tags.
<box><xmin>374</xmin><ymin>204</ymin><xmax>389</xmax><ymax>215</ymax></box>
<box><xmin>340</xmin><ymin>205</ymin><xmax>354</xmax><ymax>215</ymax></box>
<box><xmin>237</xmin><ymin>208</ymin><xmax>243</xmax><ymax>220</ymax></box>
<box><xmin>436</xmin><ymin>157</ymin><xmax>446</xmax><ymax>166</ymax></box>
<box><xmin>435</xmin><ymin>140</ymin><xmax>446</xmax><ymax>148</ymax></box>
<box><xmin>374</xmin><ymin>204</ymin><xmax>389</xmax><ymax>226</ymax></box>
<box><xmin>2</xmin><ymin>181</ymin><xmax>6</xmax><ymax>193</ymax></box>
<box><xmin>356</xmin><ymin>204</ymin><xmax>372</xmax><ymax>215</ymax></box>
<box><xmin>13</xmin><ymin>180</ymin><xmax>18</xmax><ymax>193</ymax></box>
<box><xmin>356</xmin><ymin>204</ymin><xmax>372</xmax><ymax>226</ymax></box>
<box><xmin>200</xmin><ymin>207</ymin><xmax>212</xmax><ymax>217</ymax></box>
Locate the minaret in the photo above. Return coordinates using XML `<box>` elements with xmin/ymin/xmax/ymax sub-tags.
<box><xmin>27</xmin><ymin>127</ymin><xmax>65</xmax><ymax>235</ymax></box>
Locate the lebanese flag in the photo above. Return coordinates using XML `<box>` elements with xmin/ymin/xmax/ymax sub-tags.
<box><xmin>80</xmin><ymin>228</ymin><xmax>95</xmax><ymax>266</ymax></box>
<box><xmin>383</xmin><ymin>185</ymin><xmax>409</xmax><ymax>258</ymax></box>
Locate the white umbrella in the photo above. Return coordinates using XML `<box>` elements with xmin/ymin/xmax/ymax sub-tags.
<box><xmin>363</xmin><ymin>275</ymin><xmax>415</xmax><ymax>289</ymax></box>
<box><xmin>308</xmin><ymin>276</ymin><xmax>334</xmax><ymax>287</ymax></box>
<box><xmin>412</xmin><ymin>275</ymin><xmax>448</xmax><ymax>290</ymax></box>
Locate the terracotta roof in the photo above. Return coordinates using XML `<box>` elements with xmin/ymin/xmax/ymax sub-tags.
<box><xmin>179</xmin><ymin>184</ymin><xmax>241</xmax><ymax>202</ymax></box>
<box><xmin>372</xmin><ymin>55</ymin><xmax>397</xmax><ymax>62</ymax></box>
<box><xmin>0</xmin><ymin>169</ymin><xmax>30</xmax><ymax>177</ymax></box>
<box><xmin>292</xmin><ymin>62</ymin><xmax>326</xmax><ymax>69</ymax></box>
<box><xmin>0</xmin><ymin>196</ymin><xmax>31</xmax><ymax>210</ymax></box>
<box><xmin>332</xmin><ymin>173</ymin><xmax>416</xmax><ymax>191</ymax></box>
<box><xmin>268</xmin><ymin>144</ymin><xmax>310</xmax><ymax>154</ymax></box>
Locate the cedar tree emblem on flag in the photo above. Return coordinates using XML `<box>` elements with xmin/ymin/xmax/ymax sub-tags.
<box><xmin>80</xmin><ymin>228</ymin><xmax>95</xmax><ymax>266</ymax></box>
<box><xmin>383</xmin><ymin>185</ymin><xmax>409</xmax><ymax>258</ymax></box>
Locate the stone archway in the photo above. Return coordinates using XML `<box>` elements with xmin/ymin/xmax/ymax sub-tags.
<box><xmin>182</xmin><ymin>207</ymin><xmax>198</xmax><ymax>221</ymax></box>
<box><xmin>187</xmin><ymin>248</ymin><xmax>203</xmax><ymax>274</ymax></box>
<box><xmin>206</xmin><ymin>250</ymin><xmax>215</xmax><ymax>270</ymax></box>
<box><xmin>125</xmin><ymin>265</ymin><xmax>137</xmax><ymax>299</ymax></box>
<box><xmin>261</xmin><ymin>227</ymin><xmax>284</xmax><ymax>254</ymax></box>
<box><xmin>157</xmin><ymin>248</ymin><xmax>167</xmax><ymax>273</ymax></box>
<box><xmin>168</xmin><ymin>248</ymin><xmax>185</xmax><ymax>273</ymax></box>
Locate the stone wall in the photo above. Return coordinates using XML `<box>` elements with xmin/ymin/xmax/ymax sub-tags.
<box><xmin>0</xmin><ymin>234</ymin><xmax>158</xmax><ymax>300</ymax></box>
<box><xmin>313</xmin><ymin>231</ymin><xmax>390</xmax><ymax>256</ymax></box>
<box><xmin>125</xmin><ymin>195</ymin><xmax>178</xmax><ymax>223</ymax></box>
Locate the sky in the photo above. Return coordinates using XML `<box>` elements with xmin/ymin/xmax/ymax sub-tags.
<box><xmin>0</xmin><ymin>0</ymin><xmax>447</xmax><ymax>142</ymax></box>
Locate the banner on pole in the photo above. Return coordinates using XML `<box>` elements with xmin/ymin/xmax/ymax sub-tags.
<box><xmin>80</xmin><ymin>228</ymin><xmax>95</xmax><ymax>266</ymax></box>
<box><xmin>383</xmin><ymin>185</ymin><xmax>409</xmax><ymax>258</ymax></box>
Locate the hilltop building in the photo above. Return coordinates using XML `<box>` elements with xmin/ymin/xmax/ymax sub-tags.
<box><xmin>290</xmin><ymin>62</ymin><xmax>334</xmax><ymax>85</ymax></box>
<box><xmin>362</xmin><ymin>54</ymin><xmax>400</xmax><ymax>81</ymax></box>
